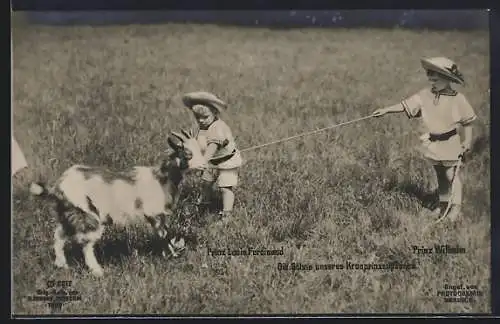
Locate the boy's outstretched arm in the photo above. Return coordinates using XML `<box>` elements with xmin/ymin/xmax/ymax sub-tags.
<box><xmin>372</xmin><ymin>103</ymin><xmax>404</xmax><ymax>117</ymax></box>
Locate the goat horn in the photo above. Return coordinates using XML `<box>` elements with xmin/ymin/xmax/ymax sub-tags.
<box><xmin>181</xmin><ymin>129</ymin><xmax>191</xmax><ymax>139</ymax></box>
<box><xmin>171</xmin><ymin>131</ymin><xmax>186</xmax><ymax>141</ymax></box>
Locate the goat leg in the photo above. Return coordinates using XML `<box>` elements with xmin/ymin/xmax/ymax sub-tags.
<box><xmin>53</xmin><ymin>224</ymin><xmax>69</xmax><ymax>269</ymax></box>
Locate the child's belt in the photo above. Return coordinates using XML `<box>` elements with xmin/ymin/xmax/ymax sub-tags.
<box><xmin>210</xmin><ymin>149</ymin><xmax>237</xmax><ymax>165</ymax></box>
<box><xmin>429</xmin><ymin>129</ymin><xmax>457</xmax><ymax>142</ymax></box>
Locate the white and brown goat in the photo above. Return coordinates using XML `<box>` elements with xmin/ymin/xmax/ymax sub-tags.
<box><xmin>30</xmin><ymin>130</ymin><xmax>205</xmax><ymax>277</ymax></box>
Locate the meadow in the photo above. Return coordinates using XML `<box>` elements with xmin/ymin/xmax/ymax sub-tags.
<box><xmin>12</xmin><ymin>20</ymin><xmax>491</xmax><ymax>314</ymax></box>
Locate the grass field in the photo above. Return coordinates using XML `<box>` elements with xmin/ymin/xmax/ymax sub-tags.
<box><xmin>12</xmin><ymin>20</ymin><xmax>491</xmax><ymax>315</ymax></box>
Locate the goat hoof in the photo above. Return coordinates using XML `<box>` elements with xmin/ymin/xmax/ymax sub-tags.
<box><xmin>54</xmin><ymin>260</ymin><xmax>69</xmax><ymax>269</ymax></box>
<box><xmin>91</xmin><ymin>268</ymin><xmax>104</xmax><ymax>277</ymax></box>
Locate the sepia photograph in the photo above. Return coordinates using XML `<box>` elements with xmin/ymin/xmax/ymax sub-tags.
<box><xmin>11</xmin><ymin>9</ymin><xmax>491</xmax><ymax>316</ymax></box>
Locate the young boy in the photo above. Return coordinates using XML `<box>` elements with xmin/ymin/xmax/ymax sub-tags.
<box><xmin>372</xmin><ymin>57</ymin><xmax>477</xmax><ymax>221</ymax></box>
<box><xmin>182</xmin><ymin>91</ymin><xmax>243</xmax><ymax>221</ymax></box>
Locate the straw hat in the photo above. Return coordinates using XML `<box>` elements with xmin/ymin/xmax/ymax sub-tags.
<box><xmin>420</xmin><ymin>57</ymin><xmax>465</xmax><ymax>85</ymax></box>
<box><xmin>182</xmin><ymin>91</ymin><xmax>227</xmax><ymax>113</ymax></box>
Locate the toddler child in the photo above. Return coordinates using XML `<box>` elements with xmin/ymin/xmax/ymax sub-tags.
<box><xmin>182</xmin><ymin>91</ymin><xmax>243</xmax><ymax>221</ymax></box>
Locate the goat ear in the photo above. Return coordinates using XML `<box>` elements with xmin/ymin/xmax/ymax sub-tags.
<box><xmin>167</xmin><ymin>135</ymin><xmax>183</xmax><ymax>150</ymax></box>
<box><xmin>171</xmin><ymin>131</ymin><xmax>186</xmax><ymax>142</ymax></box>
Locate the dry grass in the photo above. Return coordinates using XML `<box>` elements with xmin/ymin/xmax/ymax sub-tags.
<box><xmin>12</xmin><ymin>22</ymin><xmax>490</xmax><ymax>315</ymax></box>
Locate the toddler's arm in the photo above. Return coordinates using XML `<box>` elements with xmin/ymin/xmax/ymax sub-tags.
<box><xmin>204</xmin><ymin>143</ymin><xmax>219</xmax><ymax>161</ymax></box>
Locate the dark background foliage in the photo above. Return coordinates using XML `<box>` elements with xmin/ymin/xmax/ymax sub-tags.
<box><xmin>18</xmin><ymin>10</ymin><xmax>489</xmax><ymax>30</ymax></box>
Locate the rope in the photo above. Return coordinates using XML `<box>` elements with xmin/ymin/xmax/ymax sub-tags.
<box><xmin>239</xmin><ymin>115</ymin><xmax>375</xmax><ymax>153</ymax></box>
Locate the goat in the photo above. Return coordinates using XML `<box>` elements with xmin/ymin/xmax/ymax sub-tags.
<box><xmin>29</xmin><ymin>130</ymin><xmax>205</xmax><ymax>277</ymax></box>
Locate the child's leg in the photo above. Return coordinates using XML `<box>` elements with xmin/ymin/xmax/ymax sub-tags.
<box><xmin>433</xmin><ymin>165</ymin><xmax>451</xmax><ymax>201</ymax></box>
<box><xmin>197</xmin><ymin>169</ymin><xmax>215</xmax><ymax>204</ymax></box>
<box><xmin>220</xmin><ymin>187</ymin><xmax>235</xmax><ymax>212</ymax></box>
<box><xmin>217</xmin><ymin>168</ymin><xmax>239</xmax><ymax>214</ymax></box>
<box><xmin>433</xmin><ymin>164</ymin><xmax>451</xmax><ymax>213</ymax></box>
